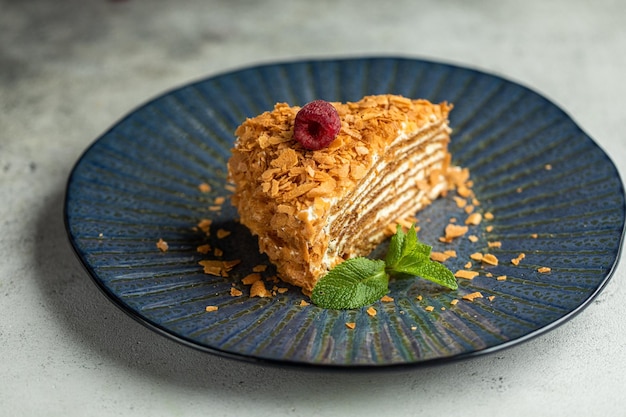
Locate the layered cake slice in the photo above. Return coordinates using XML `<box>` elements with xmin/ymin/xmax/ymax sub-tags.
<box><xmin>228</xmin><ymin>94</ymin><xmax>463</xmax><ymax>293</ymax></box>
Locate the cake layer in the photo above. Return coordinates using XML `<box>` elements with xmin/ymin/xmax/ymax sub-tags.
<box><xmin>228</xmin><ymin>95</ymin><xmax>455</xmax><ymax>293</ymax></box>
<box><xmin>328</xmin><ymin>130</ymin><xmax>451</xmax><ymax>260</ymax></box>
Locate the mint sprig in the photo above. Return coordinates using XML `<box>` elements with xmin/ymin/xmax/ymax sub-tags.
<box><xmin>386</xmin><ymin>224</ymin><xmax>458</xmax><ymax>290</ymax></box>
<box><xmin>310</xmin><ymin>224</ymin><xmax>457</xmax><ymax>310</ymax></box>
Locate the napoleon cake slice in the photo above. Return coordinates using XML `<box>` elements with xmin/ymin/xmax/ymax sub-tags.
<box><xmin>228</xmin><ymin>94</ymin><xmax>463</xmax><ymax>293</ymax></box>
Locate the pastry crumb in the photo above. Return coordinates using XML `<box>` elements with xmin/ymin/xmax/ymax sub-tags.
<box><xmin>250</xmin><ymin>280</ymin><xmax>271</xmax><ymax>298</ymax></box>
<box><xmin>457</xmin><ymin>185</ymin><xmax>472</xmax><ymax>198</ymax></box>
<box><xmin>465</xmin><ymin>212</ymin><xmax>482</xmax><ymax>225</ymax></box>
<box><xmin>481</xmin><ymin>253</ymin><xmax>499</xmax><ymax>266</ymax></box>
<box><xmin>205</xmin><ymin>305</ymin><xmax>219</xmax><ymax>312</ymax></box>
<box><xmin>216</xmin><ymin>229</ymin><xmax>231</xmax><ymax>239</ymax></box>
<box><xmin>511</xmin><ymin>253</ymin><xmax>526</xmax><ymax>265</ymax></box>
<box><xmin>440</xmin><ymin>223</ymin><xmax>469</xmax><ymax>242</ymax></box>
<box><xmin>470</xmin><ymin>252</ymin><xmax>484</xmax><ymax>261</ymax></box>
<box><xmin>198</xmin><ymin>182</ymin><xmax>212</xmax><ymax>193</ymax></box>
<box><xmin>345</xmin><ymin>322</ymin><xmax>356</xmax><ymax>329</ymax></box>
<box><xmin>454</xmin><ymin>270</ymin><xmax>479</xmax><ymax>280</ymax></box>
<box><xmin>198</xmin><ymin>259</ymin><xmax>241</xmax><ymax>277</ymax></box>
<box><xmin>380</xmin><ymin>295</ymin><xmax>394</xmax><ymax>303</ymax></box>
<box><xmin>431</xmin><ymin>250</ymin><xmax>457</xmax><ymax>262</ymax></box>
<box><xmin>197</xmin><ymin>219</ymin><xmax>212</xmax><ymax>235</ymax></box>
<box><xmin>242</xmin><ymin>273</ymin><xmax>262</xmax><ymax>285</ymax></box>
<box><xmin>196</xmin><ymin>244</ymin><xmax>211</xmax><ymax>254</ymax></box>
<box><xmin>430</xmin><ymin>251</ymin><xmax>451</xmax><ymax>262</ymax></box>
<box><xmin>366</xmin><ymin>306</ymin><xmax>377</xmax><ymax>317</ymax></box>
<box><xmin>453</xmin><ymin>196</ymin><xmax>467</xmax><ymax>208</ymax></box>
<box><xmin>156</xmin><ymin>238</ymin><xmax>169</xmax><ymax>252</ymax></box>
<box><xmin>462</xmin><ymin>291</ymin><xmax>483</xmax><ymax>302</ymax></box>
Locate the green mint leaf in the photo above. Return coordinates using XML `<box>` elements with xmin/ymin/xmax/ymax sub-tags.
<box><xmin>386</xmin><ymin>224</ymin><xmax>431</xmax><ymax>269</ymax></box>
<box><xmin>395</xmin><ymin>259</ymin><xmax>458</xmax><ymax>290</ymax></box>
<box><xmin>384</xmin><ymin>224</ymin><xmax>405</xmax><ymax>267</ymax></box>
<box><xmin>389</xmin><ymin>252</ymin><xmax>431</xmax><ymax>276</ymax></box>
<box><xmin>404</xmin><ymin>224</ymin><xmax>432</xmax><ymax>258</ymax></box>
<box><xmin>385</xmin><ymin>224</ymin><xmax>457</xmax><ymax>290</ymax></box>
<box><xmin>409</xmin><ymin>236</ymin><xmax>432</xmax><ymax>259</ymax></box>
<box><xmin>311</xmin><ymin>258</ymin><xmax>388</xmax><ymax>310</ymax></box>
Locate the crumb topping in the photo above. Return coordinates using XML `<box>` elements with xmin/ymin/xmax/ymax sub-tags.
<box><xmin>230</xmin><ymin>95</ymin><xmax>451</xmax><ymax>209</ymax></box>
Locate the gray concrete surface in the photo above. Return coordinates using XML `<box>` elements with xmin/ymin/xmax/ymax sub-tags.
<box><xmin>1</xmin><ymin>1</ymin><xmax>625</xmax><ymax>416</ymax></box>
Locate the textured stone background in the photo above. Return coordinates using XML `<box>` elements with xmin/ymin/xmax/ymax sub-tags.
<box><xmin>1</xmin><ymin>1</ymin><xmax>625</xmax><ymax>416</ymax></box>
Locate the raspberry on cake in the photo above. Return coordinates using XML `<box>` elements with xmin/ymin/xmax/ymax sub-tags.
<box><xmin>228</xmin><ymin>94</ymin><xmax>465</xmax><ymax>294</ymax></box>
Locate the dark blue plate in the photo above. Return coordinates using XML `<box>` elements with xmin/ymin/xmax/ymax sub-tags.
<box><xmin>65</xmin><ymin>57</ymin><xmax>625</xmax><ymax>368</ymax></box>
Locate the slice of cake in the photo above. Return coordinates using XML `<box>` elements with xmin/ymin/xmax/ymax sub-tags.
<box><xmin>228</xmin><ymin>94</ymin><xmax>463</xmax><ymax>293</ymax></box>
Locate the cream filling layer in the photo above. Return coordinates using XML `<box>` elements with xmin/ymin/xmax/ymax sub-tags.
<box><xmin>314</xmin><ymin>121</ymin><xmax>451</xmax><ymax>271</ymax></box>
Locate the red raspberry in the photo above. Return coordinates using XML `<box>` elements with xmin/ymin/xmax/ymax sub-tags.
<box><xmin>293</xmin><ymin>100</ymin><xmax>341</xmax><ymax>150</ymax></box>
